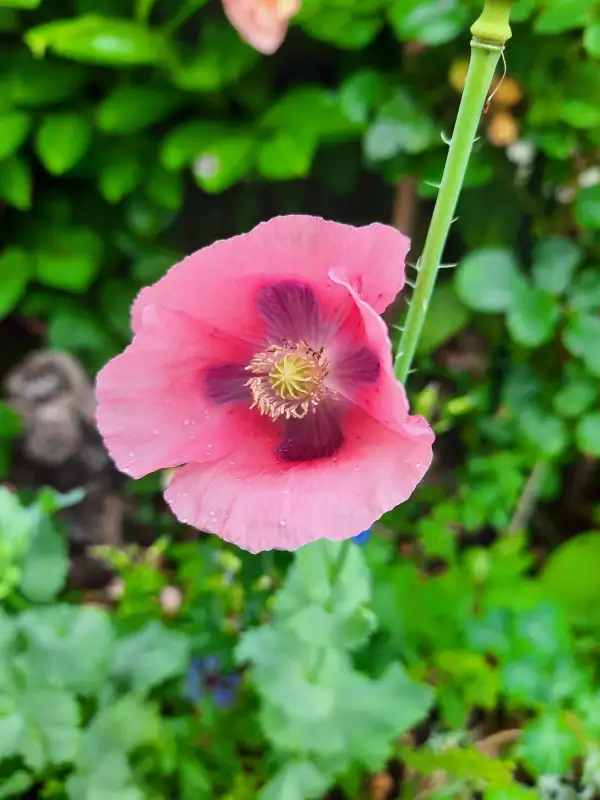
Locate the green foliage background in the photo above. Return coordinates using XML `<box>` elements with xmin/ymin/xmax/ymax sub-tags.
<box><xmin>1</xmin><ymin>0</ymin><xmax>600</xmax><ymax>797</ymax></box>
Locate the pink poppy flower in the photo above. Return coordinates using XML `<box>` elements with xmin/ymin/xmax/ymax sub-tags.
<box><xmin>96</xmin><ymin>216</ymin><xmax>434</xmax><ymax>553</ymax></box>
<box><xmin>222</xmin><ymin>0</ymin><xmax>300</xmax><ymax>55</ymax></box>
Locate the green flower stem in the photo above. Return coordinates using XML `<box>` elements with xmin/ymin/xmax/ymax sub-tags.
<box><xmin>394</xmin><ymin>0</ymin><xmax>515</xmax><ymax>384</ymax></box>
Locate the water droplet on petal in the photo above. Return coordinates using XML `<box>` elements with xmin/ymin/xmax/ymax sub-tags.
<box><xmin>282</xmin><ymin>489</ymin><xmax>290</xmax><ymax>495</ymax></box>
<box><xmin>184</xmin><ymin>419</ymin><xmax>190</xmax><ymax>426</ymax></box>
<box><xmin>279</xmin><ymin>519</ymin><xmax>287</xmax><ymax>527</ymax></box>
<box><xmin>354</xmin><ymin>465</ymin><xmax>361</xmax><ymax>472</ymax></box>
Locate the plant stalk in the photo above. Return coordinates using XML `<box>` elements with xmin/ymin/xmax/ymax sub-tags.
<box><xmin>394</xmin><ymin>0</ymin><xmax>515</xmax><ymax>384</ymax></box>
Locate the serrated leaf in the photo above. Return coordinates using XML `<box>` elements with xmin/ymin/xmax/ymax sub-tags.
<box><xmin>259</xmin><ymin>760</ymin><xmax>330</xmax><ymax>800</ymax></box>
<box><xmin>519</xmin><ymin>711</ymin><xmax>581</xmax><ymax>776</ymax></box>
<box><xmin>111</xmin><ymin>621</ymin><xmax>189</xmax><ymax>693</ymax></box>
<box><xmin>19</xmin><ymin>604</ymin><xmax>114</xmax><ymax>693</ymax></box>
<box><xmin>20</xmin><ymin>518</ymin><xmax>68</xmax><ymax>602</ymax></box>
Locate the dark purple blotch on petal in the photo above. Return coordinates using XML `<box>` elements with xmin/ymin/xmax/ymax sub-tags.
<box><xmin>204</xmin><ymin>364</ymin><xmax>250</xmax><ymax>405</ymax></box>
<box><xmin>276</xmin><ymin>404</ymin><xmax>344</xmax><ymax>462</ymax></box>
<box><xmin>334</xmin><ymin>346</ymin><xmax>380</xmax><ymax>387</ymax></box>
<box><xmin>257</xmin><ymin>281</ymin><xmax>325</xmax><ymax>345</ymax></box>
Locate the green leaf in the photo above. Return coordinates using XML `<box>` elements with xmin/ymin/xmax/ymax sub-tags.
<box><xmin>417</xmin><ymin>283</ymin><xmax>469</xmax><ymax>354</ymax></box>
<box><xmin>455</xmin><ymin>248</ymin><xmax>521</xmax><ymax>312</ymax></box>
<box><xmin>389</xmin><ymin>0</ymin><xmax>469</xmax><ymax>45</ymax></box>
<box><xmin>48</xmin><ymin>306</ymin><xmax>117</xmax><ymax>365</ymax></box>
<box><xmin>364</xmin><ymin>90</ymin><xmax>436</xmax><ymax>161</ymax></box>
<box><xmin>192</xmin><ymin>134</ymin><xmax>255</xmax><ymax>193</ymax></box>
<box><xmin>519</xmin><ymin>711</ymin><xmax>582</xmax><ymax>776</ymax></box>
<box><xmin>534</xmin><ymin>0</ymin><xmax>595</xmax><ymax>33</ymax></box>
<box><xmin>8</xmin><ymin>53</ymin><xmax>86</xmax><ymax>107</ymax></box>
<box><xmin>145</xmin><ymin>162</ymin><xmax>183</xmax><ymax>211</ymax></box>
<box><xmin>25</xmin><ymin>15</ymin><xmax>167</xmax><ymax>66</ymax></box>
<box><xmin>20</xmin><ymin>518</ymin><xmax>68</xmax><ymax>602</ymax></box>
<box><xmin>97</xmin><ymin>85</ymin><xmax>183</xmax><ymax>134</ymax></box>
<box><xmin>35</xmin><ymin>113</ymin><xmax>92</xmax><ymax>174</ymax></box>
<box><xmin>0</xmin><ymin>246</ymin><xmax>31</xmax><ymax>321</ymax></box>
<box><xmin>0</xmin><ymin>111</ymin><xmax>31</xmax><ymax>160</ymax></box>
<box><xmin>541</xmin><ymin>531</ymin><xmax>600</xmax><ymax>626</ymax></box>
<box><xmin>0</xmin><ymin>154</ymin><xmax>32</xmax><ymax>210</ymax></box>
<box><xmin>98</xmin><ymin>149</ymin><xmax>143</xmax><ymax>204</ymax></box>
<box><xmin>100</xmin><ymin>280</ymin><xmax>137</xmax><ymax>339</ymax></box>
<box><xmin>161</xmin><ymin>121</ymin><xmax>230</xmax><ymax>170</ymax></box>
<box><xmin>300</xmin><ymin>9</ymin><xmax>382</xmax><ymax>49</ymax></box>
<box><xmin>0</xmin><ymin>0</ymin><xmax>42</xmax><ymax>6</ymax></box>
<box><xmin>258</xmin><ymin>131</ymin><xmax>318</xmax><ymax>180</ymax></box>
<box><xmin>67</xmin><ymin>696</ymin><xmax>159</xmax><ymax>800</ymax></box>
<box><xmin>259</xmin><ymin>761</ymin><xmax>330</xmax><ymax>800</ymax></box>
<box><xmin>506</xmin><ymin>283</ymin><xmax>560</xmax><ymax>348</ymax></box>
<box><xmin>553</xmin><ymin>380</ymin><xmax>597</xmax><ymax>418</ymax></box>
<box><xmin>0</xmin><ymin>403</ymin><xmax>22</xmax><ymax>439</ymax></box>
<box><xmin>0</xmin><ymin>687</ymin><xmax>80</xmax><ymax>770</ymax></box>
<box><xmin>169</xmin><ymin>21</ymin><xmax>258</xmax><ymax>92</ymax></box>
<box><xmin>568</xmin><ymin>269</ymin><xmax>600</xmax><ymax>311</ymax></box>
<box><xmin>0</xmin><ymin>771</ymin><xmax>35</xmax><ymax>800</ymax></box>
<box><xmin>19</xmin><ymin>605</ymin><xmax>114</xmax><ymax>694</ymax></box>
<box><xmin>518</xmin><ymin>408</ymin><xmax>568</xmax><ymax>458</ymax></box>
<box><xmin>563</xmin><ymin>311</ymin><xmax>600</xmax><ymax>376</ymax></box>
<box><xmin>574</xmin><ymin>185</ymin><xmax>600</xmax><ymax>229</ymax></box>
<box><xmin>111</xmin><ymin>621</ymin><xmax>190</xmax><ymax>693</ymax></box>
<box><xmin>338</xmin><ymin>70</ymin><xmax>388</xmax><ymax>126</ymax></box>
<box><xmin>35</xmin><ymin>226</ymin><xmax>103</xmax><ymax>292</ymax></box>
<box><xmin>576</xmin><ymin>413</ymin><xmax>600</xmax><ymax>457</ymax></box>
<box><xmin>584</xmin><ymin>20</ymin><xmax>600</xmax><ymax>56</ymax></box>
<box><xmin>531</xmin><ymin>236</ymin><xmax>582</xmax><ymax>295</ymax></box>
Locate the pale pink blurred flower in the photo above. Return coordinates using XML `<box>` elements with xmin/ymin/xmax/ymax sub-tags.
<box><xmin>222</xmin><ymin>0</ymin><xmax>301</xmax><ymax>55</ymax></box>
<box><xmin>160</xmin><ymin>585</ymin><xmax>183</xmax><ymax>615</ymax></box>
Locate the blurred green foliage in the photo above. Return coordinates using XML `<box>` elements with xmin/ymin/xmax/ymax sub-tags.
<box><xmin>1</xmin><ymin>0</ymin><xmax>600</xmax><ymax>797</ymax></box>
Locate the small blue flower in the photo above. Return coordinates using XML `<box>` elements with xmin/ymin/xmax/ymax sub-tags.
<box><xmin>353</xmin><ymin>529</ymin><xmax>372</xmax><ymax>545</ymax></box>
<box><xmin>185</xmin><ymin>656</ymin><xmax>240</xmax><ymax>708</ymax></box>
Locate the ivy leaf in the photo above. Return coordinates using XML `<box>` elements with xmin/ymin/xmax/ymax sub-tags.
<box><xmin>563</xmin><ymin>311</ymin><xmax>600</xmax><ymax>375</ymax></box>
<box><xmin>576</xmin><ymin>413</ymin><xmax>600</xmax><ymax>457</ymax></box>
<box><xmin>531</xmin><ymin>236</ymin><xmax>582</xmax><ymax>295</ymax></box>
<box><xmin>506</xmin><ymin>283</ymin><xmax>560</xmax><ymax>348</ymax></box>
<box><xmin>364</xmin><ymin>90</ymin><xmax>436</xmax><ymax>161</ymax></box>
<box><xmin>455</xmin><ymin>248</ymin><xmax>521</xmax><ymax>312</ymax></box>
